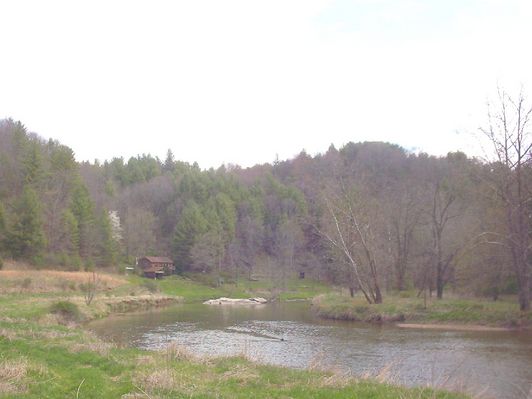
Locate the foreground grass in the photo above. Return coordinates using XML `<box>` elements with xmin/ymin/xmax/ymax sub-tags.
<box><xmin>312</xmin><ymin>293</ymin><xmax>532</xmax><ymax>328</ymax></box>
<box><xmin>0</xmin><ymin>270</ymin><xmax>468</xmax><ymax>398</ymax></box>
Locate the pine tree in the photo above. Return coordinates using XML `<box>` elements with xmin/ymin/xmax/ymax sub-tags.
<box><xmin>60</xmin><ymin>209</ymin><xmax>79</xmax><ymax>255</ymax></box>
<box><xmin>6</xmin><ymin>187</ymin><xmax>46</xmax><ymax>259</ymax></box>
<box><xmin>173</xmin><ymin>201</ymin><xmax>209</xmax><ymax>272</ymax></box>
<box><xmin>97</xmin><ymin>210</ymin><xmax>120</xmax><ymax>266</ymax></box>
<box><xmin>70</xmin><ymin>182</ymin><xmax>94</xmax><ymax>258</ymax></box>
<box><xmin>23</xmin><ymin>142</ymin><xmax>44</xmax><ymax>186</ymax></box>
<box><xmin>163</xmin><ymin>149</ymin><xmax>175</xmax><ymax>172</ymax></box>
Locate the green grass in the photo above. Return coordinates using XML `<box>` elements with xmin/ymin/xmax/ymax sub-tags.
<box><xmin>312</xmin><ymin>293</ymin><xmax>532</xmax><ymax>327</ymax></box>
<box><xmin>125</xmin><ymin>274</ymin><xmax>332</xmax><ymax>303</ymax></box>
<box><xmin>125</xmin><ymin>275</ymin><xmax>248</xmax><ymax>302</ymax></box>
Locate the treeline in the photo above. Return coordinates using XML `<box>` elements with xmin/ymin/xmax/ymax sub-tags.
<box><xmin>0</xmin><ymin>91</ymin><xmax>530</xmax><ymax>310</ymax></box>
<box><xmin>0</xmin><ymin>119</ymin><xmax>122</xmax><ymax>269</ymax></box>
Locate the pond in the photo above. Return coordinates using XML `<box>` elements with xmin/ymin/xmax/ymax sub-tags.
<box><xmin>88</xmin><ymin>302</ymin><xmax>532</xmax><ymax>399</ymax></box>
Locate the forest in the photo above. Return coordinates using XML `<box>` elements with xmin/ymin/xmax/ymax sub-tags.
<box><xmin>0</xmin><ymin>92</ymin><xmax>530</xmax><ymax>311</ymax></box>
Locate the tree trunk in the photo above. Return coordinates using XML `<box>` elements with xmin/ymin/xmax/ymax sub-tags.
<box><xmin>518</xmin><ymin>274</ymin><xmax>530</xmax><ymax>311</ymax></box>
<box><xmin>436</xmin><ymin>262</ymin><xmax>444</xmax><ymax>299</ymax></box>
<box><xmin>374</xmin><ymin>284</ymin><xmax>383</xmax><ymax>304</ymax></box>
<box><xmin>396</xmin><ymin>270</ymin><xmax>405</xmax><ymax>291</ymax></box>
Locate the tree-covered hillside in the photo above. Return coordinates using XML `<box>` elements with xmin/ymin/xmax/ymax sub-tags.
<box><xmin>0</xmin><ymin>101</ymin><xmax>530</xmax><ymax>311</ymax></box>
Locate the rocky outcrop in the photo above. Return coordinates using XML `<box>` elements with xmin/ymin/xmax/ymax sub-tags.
<box><xmin>203</xmin><ymin>297</ymin><xmax>268</xmax><ymax>305</ymax></box>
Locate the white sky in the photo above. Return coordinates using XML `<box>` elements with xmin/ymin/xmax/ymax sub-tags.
<box><xmin>1</xmin><ymin>0</ymin><xmax>531</xmax><ymax>168</ymax></box>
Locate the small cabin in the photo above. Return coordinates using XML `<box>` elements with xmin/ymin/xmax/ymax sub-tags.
<box><xmin>138</xmin><ymin>256</ymin><xmax>175</xmax><ymax>279</ymax></box>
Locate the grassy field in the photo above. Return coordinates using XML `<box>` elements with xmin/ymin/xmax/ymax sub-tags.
<box><xmin>125</xmin><ymin>273</ymin><xmax>333</xmax><ymax>302</ymax></box>
<box><xmin>0</xmin><ymin>269</ymin><xmax>469</xmax><ymax>398</ymax></box>
<box><xmin>312</xmin><ymin>292</ymin><xmax>532</xmax><ymax>328</ymax></box>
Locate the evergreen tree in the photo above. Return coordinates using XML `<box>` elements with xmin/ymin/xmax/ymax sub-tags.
<box><xmin>23</xmin><ymin>141</ymin><xmax>44</xmax><ymax>186</ymax></box>
<box><xmin>97</xmin><ymin>210</ymin><xmax>120</xmax><ymax>266</ymax></box>
<box><xmin>70</xmin><ymin>182</ymin><xmax>94</xmax><ymax>258</ymax></box>
<box><xmin>173</xmin><ymin>201</ymin><xmax>209</xmax><ymax>272</ymax></box>
<box><xmin>214</xmin><ymin>192</ymin><xmax>237</xmax><ymax>241</ymax></box>
<box><xmin>6</xmin><ymin>187</ymin><xmax>45</xmax><ymax>259</ymax></box>
<box><xmin>163</xmin><ymin>149</ymin><xmax>175</xmax><ymax>172</ymax></box>
<box><xmin>60</xmin><ymin>209</ymin><xmax>79</xmax><ymax>255</ymax></box>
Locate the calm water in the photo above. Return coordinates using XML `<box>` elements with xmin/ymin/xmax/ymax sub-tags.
<box><xmin>89</xmin><ymin>302</ymin><xmax>532</xmax><ymax>399</ymax></box>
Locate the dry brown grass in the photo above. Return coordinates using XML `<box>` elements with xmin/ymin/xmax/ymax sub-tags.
<box><xmin>0</xmin><ymin>270</ymin><xmax>127</xmax><ymax>293</ymax></box>
<box><xmin>308</xmin><ymin>351</ymin><xmax>328</xmax><ymax>371</ymax></box>
<box><xmin>0</xmin><ymin>328</ymin><xmax>18</xmax><ymax>341</ymax></box>
<box><xmin>163</xmin><ymin>342</ymin><xmax>196</xmax><ymax>362</ymax></box>
<box><xmin>136</xmin><ymin>355</ymin><xmax>157</xmax><ymax>367</ymax></box>
<box><xmin>68</xmin><ymin>330</ymin><xmax>116</xmax><ymax>356</ymax></box>
<box><xmin>316</xmin><ymin>370</ymin><xmax>352</xmax><ymax>388</ymax></box>
<box><xmin>221</xmin><ymin>364</ymin><xmax>259</xmax><ymax>384</ymax></box>
<box><xmin>35</xmin><ymin>329</ymin><xmax>74</xmax><ymax>340</ymax></box>
<box><xmin>0</xmin><ymin>326</ymin><xmax>75</xmax><ymax>342</ymax></box>
<box><xmin>0</xmin><ymin>358</ymin><xmax>28</xmax><ymax>394</ymax></box>
<box><xmin>138</xmin><ymin>369</ymin><xmax>178</xmax><ymax>392</ymax></box>
<box><xmin>70</xmin><ymin>341</ymin><xmax>116</xmax><ymax>356</ymax></box>
<box><xmin>307</xmin><ymin>351</ymin><xmax>353</xmax><ymax>389</ymax></box>
<box><xmin>121</xmin><ymin>394</ymin><xmax>149</xmax><ymax>399</ymax></box>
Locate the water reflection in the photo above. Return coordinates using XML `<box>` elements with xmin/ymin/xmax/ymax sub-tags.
<box><xmin>89</xmin><ymin>302</ymin><xmax>532</xmax><ymax>399</ymax></box>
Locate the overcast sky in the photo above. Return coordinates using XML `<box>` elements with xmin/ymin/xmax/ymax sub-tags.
<box><xmin>1</xmin><ymin>0</ymin><xmax>531</xmax><ymax>168</ymax></box>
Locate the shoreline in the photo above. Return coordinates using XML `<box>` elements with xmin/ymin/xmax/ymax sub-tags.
<box><xmin>395</xmin><ymin>323</ymin><xmax>513</xmax><ymax>332</ymax></box>
<box><xmin>311</xmin><ymin>293</ymin><xmax>531</xmax><ymax>330</ymax></box>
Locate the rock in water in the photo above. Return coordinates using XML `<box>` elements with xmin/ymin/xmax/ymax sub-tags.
<box><xmin>203</xmin><ymin>297</ymin><xmax>268</xmax><ymax>305</ymax></box>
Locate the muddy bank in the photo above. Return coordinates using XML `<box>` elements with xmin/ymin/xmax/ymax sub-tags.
<box><xmin>396</xmin><ymin>323</ymin><xmax>515</xmax><ymax>332</ymax></box>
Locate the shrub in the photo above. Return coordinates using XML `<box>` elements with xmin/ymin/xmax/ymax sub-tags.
<box><xmin>49</xmin><ymin>301</ymin><xmax>82</xmax><ymax>322</ymax></box>
<box><xmin>142</xmin><ymin>280</ymin><xmax>159</xmax><ymax>293</ymax></box>
<box><xmin>0</xmin><ymin>257</ymin><xmax>3</xmax><ymax>270</ymax></box>
<box><xmin>59</xmin><ymin>252</ymin><xmax>69</xmax><ymax>267</ymax></box>
<box><xmin>399</xmin><ymin>290</ymin><xmax>414</xmax><ymax>299</ymax></box>
<box><xmin>66</xmin><ymin>254</ymin><xmax>82</xmax><ymax>271</ymax></box>
<box><xmin>501</xmin><ymin>277</ymin><xmax>518</xmax><ymax>295</ymax></box>
<box><xmin>84</xmin><ymin>258</ymin><xmax>95</xmax><ymax>272</ymax></box>
<box><xmin>44</xmin><ymin>252</ymin><xmax>63</xmax><ymax>267</ymax></box>
<box><xmin>354</xmin><ymin>305</ymin><xmax>370</xmax><ymax>315</ymax></box>
<box><xmin>30</xmin><ymin>255</ymin><xmax>44</xmax><ymax>268</ymax></box>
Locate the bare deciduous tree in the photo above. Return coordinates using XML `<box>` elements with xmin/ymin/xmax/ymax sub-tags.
<box><xmin>83</xmin><ymin>271</ymin><xmax>99</xmax><ymax>306</ymax></box>
<box><xmin>318</xmin><ymin>182</ymin><xmax>385</xmax><ymax>304</ymax></box>
<box><xmin>429</xmin><ymin>180</ymin><xmax>460</xmax><ymax>299</ymax></box>
<box><xmin>480</xmin><ymin>88</ymin><xmax>532</xmax><ymax>311</ymax></box>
